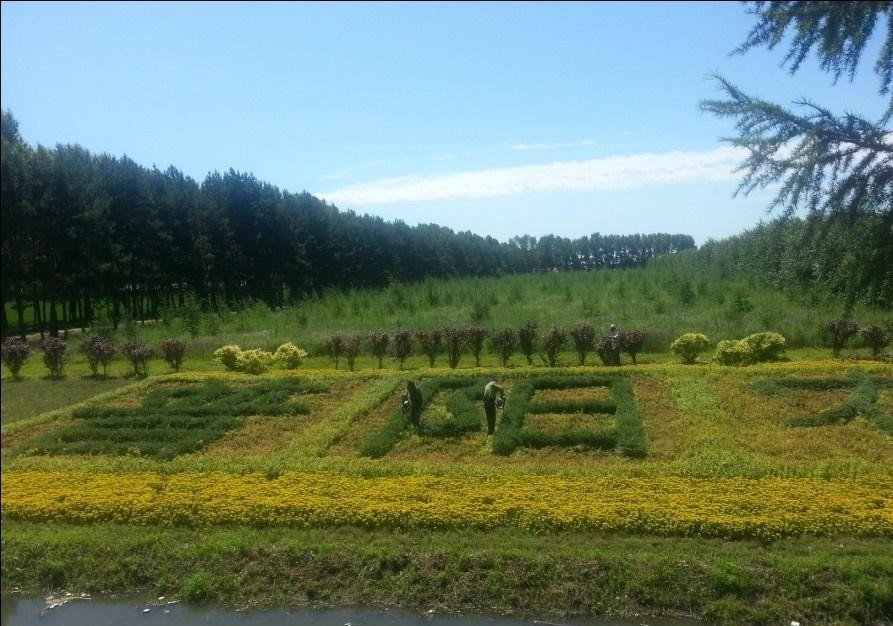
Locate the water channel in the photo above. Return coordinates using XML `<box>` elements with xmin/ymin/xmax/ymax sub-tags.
<box><xmin>1</xmin><ymin>595</ymin><xmax>702</xmax><ymax>626</ymax></box>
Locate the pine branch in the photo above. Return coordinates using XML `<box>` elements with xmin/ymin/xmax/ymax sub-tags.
<box><xmin>701</xmin><ymin>76</ymin><xmax>893</xmax><ymax>216</ymax></box>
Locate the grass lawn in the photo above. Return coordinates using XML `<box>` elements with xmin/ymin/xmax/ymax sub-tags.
<box><xmin>1</xmin><ymin>376</ymin><xmax>132</xmax><ymax>425</ymax></box>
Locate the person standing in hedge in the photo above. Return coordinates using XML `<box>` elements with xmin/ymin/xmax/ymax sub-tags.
<box><xmin>482</xmin><ymin>378</ymin><xmax>506</xmax><ymax>435</ymax></box>
<box><xmin>402</xmin><ymin>380</ymin><xmax>423</xmax><ymax>427</ymax></box>
<box><xmin>607</xmin><ymin>324</ymin><xmax>621</xmax><ymax>366</ymax></box>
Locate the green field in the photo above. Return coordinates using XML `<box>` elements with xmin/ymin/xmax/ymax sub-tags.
<box><xmin>2</xmin><ymin>244</ymin><xmax>891</xmax><ymax>626</ymax></box>
<box><xmin>2</xmin><ymin>356</ymin><xmax>891</xmax><ymax>625</ymax></box>
<box><xmin>6</xmin><ymin>260</ymin><xmax>890</xmax><ymax>365</ymax></box>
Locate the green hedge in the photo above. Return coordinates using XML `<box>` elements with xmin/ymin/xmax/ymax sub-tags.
<box><xmin>17</xmin><ymin>377</ymin><xmax>327</xmax><ymax>460</ymax></box>
<box><xmin>751</xmin><ymin>377</ymin><xmax>855</xmax><ymax>395</ymax></box>
<box><xmin>493</xmin><ymin>374</ymin><xmax>646</xmax><ymax>458</ymax></box>
<box><xmin>359</xmin><ymin>377</ymin><xmax>487</xmax><ymax>458</ymax></box>
<box><xmin>785</xmin><ymin>375</ymin><xmax>893</xmax><ymax>433</ymax></box>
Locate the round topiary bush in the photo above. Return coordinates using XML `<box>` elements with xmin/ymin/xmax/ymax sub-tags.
<box><xmin>274</xmin><ymin>342</ymin><xmax>308</xmax><ymax>370</ymax></box>
<box><xmin>236</xmin><ymin>348</ymin><xmax>274</xmax><ymax>375</ymax></box>
<box><xmin>670</xmin><ymin>333</ymin><xmax>711</xmax><ymax>364</ymax></box>
<box><xmin>213</xmin><ymin>345</ymin><xmax>242</xmax><ymax>372</ymax></box>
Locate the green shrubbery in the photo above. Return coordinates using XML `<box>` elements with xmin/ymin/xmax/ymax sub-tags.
<box><xmin>751</xmin><ymin>377</ymin><xmax>853</xmax><ymax>396</ymax></box>
<box><xmin>714</xmin><ymin>340</ymin><xmax>751</xmax><ymax>366</ymax></box>
<box><xmin>715</xmin><ymin>332</ymin><xmax>786</xmax><ymax>366</ymax></box>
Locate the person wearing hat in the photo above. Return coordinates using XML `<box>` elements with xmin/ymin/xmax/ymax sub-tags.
<box><xmin>482</xmin><ymin>378</ymin><xmax>506</xmax><ymax>435</ymax></box>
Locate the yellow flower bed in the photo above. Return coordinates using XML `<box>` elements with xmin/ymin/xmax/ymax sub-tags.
<box><xmin>3</xmin><ymin>470</ymin><xmax>890</xmax><ymax>539</ymax></box>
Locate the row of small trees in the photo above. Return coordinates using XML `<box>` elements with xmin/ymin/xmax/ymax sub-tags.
<box><xmin>0</xmin><ymin>336</ymin><xmax>186</xmax><ymax>379</ymax></box>
<box><xmin>5</xmin><ymin>319</ymin><xmax>887</xmax><ymax>379</ymax></box>
<box><xmin>323</xmin><ymin>323</ymin><xmax>648</xmax><ymax>371</ymax></box>
<box><xmin>821</xmin><ymin>320</ymin><xmax>891</xmax><ymax>358</ymax></box>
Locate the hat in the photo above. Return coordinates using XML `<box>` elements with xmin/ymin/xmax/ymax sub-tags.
<box><xmin>609</xmin><ymin>324</ymin><xmax>617</xmax><ymax>330</ymax></box>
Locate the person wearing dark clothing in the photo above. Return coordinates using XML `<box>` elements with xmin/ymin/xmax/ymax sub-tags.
<box><xmin>403</xmin><ymin>380</ymin><xmax>423</xmax><ymax>427</ymax></box>
<box><xmin>482</xmin><ymin>379</ymin><xmax>506</xmax><ymax>435</ymax></box>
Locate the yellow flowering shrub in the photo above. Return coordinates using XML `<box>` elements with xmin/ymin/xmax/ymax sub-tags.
<box><xmin>3</xmin><ymin>470</ymin><xmax>890</xmax><ymax>540</ymax></box>
<box><xmin>274</xmin><ymin>342</ymin><xmax>309</xmax><ymax>370</ymax></box>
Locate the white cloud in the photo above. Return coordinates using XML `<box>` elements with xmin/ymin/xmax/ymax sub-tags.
<box><xmin>319</xmin><ymin>146</ymin><xmax>748</xmax><ymax>206</ymax></box>
<box><xmin>512</xmin><ymin>139</ymin><xmax>596</xmax><ymax>151</ymax></box>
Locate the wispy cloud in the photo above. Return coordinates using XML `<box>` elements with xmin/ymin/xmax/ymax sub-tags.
<box><xmin>319</xmin><ymin>146</ymin><xmax>747</xmax><ymax>206</ymax></box>
<box><xmin>512</xmin><ymin>139</ymin><xmax>596</xmax><ymax>151</ymax></box>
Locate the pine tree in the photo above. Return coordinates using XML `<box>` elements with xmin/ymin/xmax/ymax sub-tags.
<box><xmin>702</xmin><ymin>2</ymin><xmax>892</xmax><ymax>221</ymax></box>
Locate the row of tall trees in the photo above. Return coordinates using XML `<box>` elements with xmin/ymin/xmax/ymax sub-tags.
<box><xmin>664</xmin><ymin>213</ymin><xmax>893</xmax><ymax>308</ymax></box>
<box><xmin>699</xmin><ymin>1</ymin><xmax>892</xmax><ymax>308</ymax></box>
<box><xmin>1</xmin><ymin>111</ymin><xmax>694</xmax><ymax>338</ymax></box>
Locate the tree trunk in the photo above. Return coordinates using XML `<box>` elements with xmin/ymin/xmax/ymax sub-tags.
<box><xmin>49</xmin><ymin>298</ymin><xmax>59</xmax><ymax>338</ymax></box>
<box><xmin>15</xmin><ymin>285</ymin><xmax>26</xmax><ymax>340</ymax></box>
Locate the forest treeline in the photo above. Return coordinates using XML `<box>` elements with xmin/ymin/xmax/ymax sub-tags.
<box><xmin>661</xmin><ymin>213</ymin><xmax>893</xmax><ymax>310</ymax></box>
<box><xmin>0</xmin><ymin>111</ymin><xmax>693</xmax><ymax>337</ymax></box>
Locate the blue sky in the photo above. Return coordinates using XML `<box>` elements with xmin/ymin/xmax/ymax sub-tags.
<box><xmin>1</xmin><ymin>1</ymin><xmax>885</xmax><ymax>245</ymax></box>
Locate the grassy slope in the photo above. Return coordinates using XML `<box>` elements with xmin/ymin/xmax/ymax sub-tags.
<box><xmin>3</xmin><ymin>523</ymin><xmax>891</xmax><ymax>625</ymax></box>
